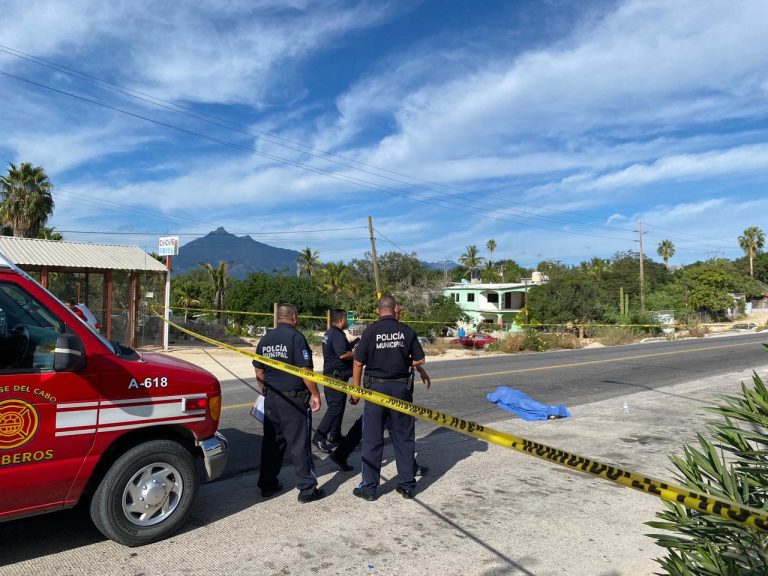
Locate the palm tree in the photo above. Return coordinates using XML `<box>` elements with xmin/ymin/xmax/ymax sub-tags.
<box><xmin>0</xmin><ymin>162</ymin><xmax>55</xmax><ymax>238</ymax></box>
<box><xmin>39</xmin><ymin>226</ymin><xmax>63</xmax><ymax>241</ymax></box>
<box><xmin>459</xmin><ymin>245</ymin><xmax>485</xmax><ymax>269</ymax></box>
<box><xmin>657</xmin><ymin>239</ymin><xmax>676</xmax><ymax>269</ymax></box>
<box><xmin>581</xmin><ymin>257</ymin><xmax>610</xmax><ymax>279</ymax></box>
<box><xmin>486</xmin><ymin>239</ymin><xmax>497</xmax><ymax>266</ymax></box>
<box><xmin>173</xmin><ymin>284</ymin><xmax>201</xmax><ymax>323</ymax></box>
<box><xmin>318</xmin><ymin>262</ymin><xmax>353</xmax><ymax>303</ymax></box>
<box><xmin>738</xmin><ymin>226</ymin><xmax>766</xmax><ymax>277</ymax></box>
<box><xmin>199</xmin><ymin>261</ymin><xmax>230</xmax><ymax>319</ymax></box>
<box><xmin>297</xmin><ymin>246</ymin><xmax>321</xmax><ymax>277</ymax></box>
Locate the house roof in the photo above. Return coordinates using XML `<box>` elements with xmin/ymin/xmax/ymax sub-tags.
<box><xmin>0</xmin><ymin>236</ymin><xmax>167</xmax><ymax>272</ymax></box>
<box><xmin>444</xmin><ymin>282</ymin><xmax>533</xmax><ymax>291</ymax></box>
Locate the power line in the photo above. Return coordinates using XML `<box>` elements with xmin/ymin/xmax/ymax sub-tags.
<box><xmin>374</xmin><ymin>229</ymin><xmax>409</xmax><ymax>254</ymax></box>
<box><xmin>0</xmin><ymin>68</ymin><xmax>634</xmax><ymax>243</ymax></box>
<box><xmin>55</xmin><ymin>227</ymin><xmax>366</xmax><ymax>236</ymax></box>
<box><xmin>0</xmin><ymin>43</ymin><xmax>637</xmax><ymax>235</ymax></box>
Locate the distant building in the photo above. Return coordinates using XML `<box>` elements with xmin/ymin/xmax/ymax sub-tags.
<box><xmin>443</xmin><ymin>271</ymin><xmax>548</xmax><ymax>326</ymax></box>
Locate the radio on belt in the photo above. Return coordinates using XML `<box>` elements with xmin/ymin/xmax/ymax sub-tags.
<box><xmin>0</xmin><ymin>252</ymin><xmax>228</xmax><ymax>547</ymax></box>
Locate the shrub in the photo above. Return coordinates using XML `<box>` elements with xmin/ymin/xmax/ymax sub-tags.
<box><xmin>521</xmin><ymin>328</ymin><xmax>548</xmax><ymax>351</ymax></box>
<box><xmin>541</xmin><ymin>332</ymin><xmax>584</xmax><ymax>350</ymax></box>
<box><xmin>592</xmin><ymin>325</ymin><xmax>643</xmax><ymax>345</ymax></box>
<box><xmin>687</xmin><ymin>324</ymin><xmax>709</xmax><ymax>338</ymax></box>
<box><xmin>648</xmin><ymin>371</ymin><xmax>768</xmax><ymax>575</ymax></box>
<box><xmin>491</xmin><ymin>334</ymin><xmax>523</xmax><ymax>353</ymax></box>
<box><xmin>422</xmin><ymin>338</ymin><xmax>450</xmax><ymax>356</ymax></box>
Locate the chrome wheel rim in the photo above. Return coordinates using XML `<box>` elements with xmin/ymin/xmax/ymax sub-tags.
<box><xmin>122</xmin><ymin>462</ymin><xmax>184</xmax><ymax>526</ymax></box>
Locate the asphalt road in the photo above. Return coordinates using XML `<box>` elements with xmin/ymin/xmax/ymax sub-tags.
<box><xmin>217</xmin><ymin>331</ymin><xmax>768</xmax><ymax>478</ymax></box>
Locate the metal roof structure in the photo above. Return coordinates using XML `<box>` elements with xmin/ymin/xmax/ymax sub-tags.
<box><xmin>0</xmin><ymin>236</ymin><xmax>167</xmax><ymax>272</ymax></box>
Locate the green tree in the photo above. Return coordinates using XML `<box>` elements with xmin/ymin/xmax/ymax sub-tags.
<box><xmin>297</xmin><ymin>246</ymin><xmax>321</xmax><ymax>277</ymax></box>
<box><xmin>380</xmin><ymin>251</ymin><xmax>441</xmax><ymax>291</ymax></box>
<box><xmin>226</xmin><ymin>273</ymin><xmax>334</xmax><ymax>332</ymax></box>
<box><xmin>0</xmin><ymin>162</ymin><xmax>55</xmax><ymax>238</ymax></box>
<box><xmin>527</xmin><ymin>275</ymin><xmax>608</xmax><ymax>325</ymax></box>
<box><xmin>486</xmin><ymin>239</ymin><xmax>497</xmax><ymax>266</ymax></box>
<box><xmin>657</xmin><ymin>239</ymin><xmax>676</xmax><ymax>269</ymax></box>
<box><xmin>579</xmin><ymin>257</ymin><xmax>611</xmax><ymax>280</ymax></box>
<box><xmin>738</xmin><ymin>226</ymin><xmax>765</xmax><ymax>277</ymax></box>
<box><xmin>680</xmin><ymin>260</ymin><xmax>747</xmax><ymax>320</ymax></box>
<box><xmin>172</xmin><ymin>283</ymin><xmax>202</xmax><ymax>322</ymax></box>
<box><xmin>38</xmin><ymin>226</ymin><xmax>63</xmax><ymax>241</ymax></box>
<box><xmin>482</xmin><ymin>261</ymin><xmax>502</xmax><ymax>283</ymax></box>
<box><xmin>318</xmin><ymin>261</ymin><xmax>354</xmax><ymax>304</ymax></box>
<box><xmin>496</xmin><ymin>258</ymin><xmax>530</xmax><ymax>283</ymax></box>
<box><xmin>459</xmin><ymin>245</ymin><xmax>484</xmax><ymax>269</ymax></box>
<box><xmin>199</xmin><ymin>261</ymin><xmax>230</xmax><ymax>320</ymax></box>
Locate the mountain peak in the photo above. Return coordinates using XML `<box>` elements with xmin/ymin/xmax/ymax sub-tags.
<box><xmin>174</xmin><ymin>228</ymin><xmax>300</xmax><ymax>278</ymax></box>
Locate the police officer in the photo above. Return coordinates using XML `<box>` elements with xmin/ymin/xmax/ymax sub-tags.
<box><xmin>253</xmin><ymin>304</ymin><xmax>325</xmax><ymax>503</ymax></box>
<box><xmin>312</xmin><ymin>308</ymin><xmax>357</xmax><ymax>453</ymax></box>
<box><xmin>329</xmin><ymin>304</ymin><xmax>430</xmax><ymax>474</ymax></box>
<box><xmin>350</xmin><ymin>295</ymin><xmax>425</xmax><ymax>501</ymax></box>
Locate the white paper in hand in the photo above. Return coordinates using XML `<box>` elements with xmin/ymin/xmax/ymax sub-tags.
<box><xmin>251</xmin><ymin>395</ymin><xmax>265</xmax><ymax>422</ymax></box>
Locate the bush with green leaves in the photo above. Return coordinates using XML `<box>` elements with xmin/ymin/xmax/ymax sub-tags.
<box><xmin>648</xmin><ymin>370</ymin><xmax>768</xmax><ymax>575</ymax></box>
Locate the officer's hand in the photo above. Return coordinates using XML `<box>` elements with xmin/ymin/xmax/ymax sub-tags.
<box><xmin>309</xmin><ymin>394</ymin><xmax>321</xmax><ymax>412</ymax></box>
<box><xmin>349</xmin><ymin>395</ymin><xmax>360</xmax><ymax>406</ymax></box>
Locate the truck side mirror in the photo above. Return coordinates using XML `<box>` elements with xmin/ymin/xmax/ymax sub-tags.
<box><xmin>54</xmin><ymin>333</ymin><xmax>87</xmax><ymax>372</ymax></box>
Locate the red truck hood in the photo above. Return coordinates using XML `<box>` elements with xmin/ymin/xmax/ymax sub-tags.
<box><xmin>138</xmin><ymin>352</ymin><xmax>220</xmax><ymax>388</ymax></box>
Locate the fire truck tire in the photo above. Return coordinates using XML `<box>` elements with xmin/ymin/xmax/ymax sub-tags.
<box><xmin>90</xmin><ymin>439</ymin><xmax>198</xmax><ymax>546</ymax></box>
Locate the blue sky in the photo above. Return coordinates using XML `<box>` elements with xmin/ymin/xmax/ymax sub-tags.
<box><xmin>1</xmin><ymin>0</ymin><xmax>767</xmax><ymax>268</ymax></box>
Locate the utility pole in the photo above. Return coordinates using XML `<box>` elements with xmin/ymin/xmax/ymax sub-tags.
<box><xmin>368</xmin><ymin>216</ymin><xmax>382</xmax><ymax>300</ymax></box>
<box><xmin>636</xmin><ymin>221</ymin><xmax>645</xmax><ymax>311</ymax></box>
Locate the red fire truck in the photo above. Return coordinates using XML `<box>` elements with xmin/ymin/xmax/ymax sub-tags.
<box><xmin>0</xmin><ymin>254</ymin><xmax>228</xmax><ymax>546</ymax></box>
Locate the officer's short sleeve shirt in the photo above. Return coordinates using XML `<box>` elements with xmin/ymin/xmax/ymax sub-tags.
<box><xmin>354</xmin><ymin>315</ymin><xmax>425</xmax><ymax>379</ymax></box>
<box><xmin>253</xmin><ymin>323</ymin><xmax>313</xmax><ymax>391</ymax></box>
<box><xmin>322</xmin><ymin>325</ymin><xmax>352</xmax><ymax>375</ymax></box>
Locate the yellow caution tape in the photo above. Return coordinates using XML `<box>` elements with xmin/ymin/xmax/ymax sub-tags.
<box><xmin>158</xmin><ymin>312</ymin><xmax>768</xmax><ymax>533</ymax></box>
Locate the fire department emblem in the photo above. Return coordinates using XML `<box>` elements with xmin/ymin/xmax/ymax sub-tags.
<box><xmin>0</xmin><ymin>399</ymin><xmax>39</xmax><ymax>450</ymax></box>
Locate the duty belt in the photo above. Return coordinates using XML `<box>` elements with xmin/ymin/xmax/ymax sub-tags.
<box><xmin>268</xmin><ymin>388</ymin><xmax>309</xmax><ymax>398</ymax></box>
<box><xmin>363</xmin><ymin>374</ymin><xmax>408</xmax><ymax>388</ymax></box>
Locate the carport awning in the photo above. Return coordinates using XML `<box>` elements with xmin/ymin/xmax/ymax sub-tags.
<box><xmin>0</xmin><ymin>236</ymin><xmax>167</xmax><ymax>272</ymax></box>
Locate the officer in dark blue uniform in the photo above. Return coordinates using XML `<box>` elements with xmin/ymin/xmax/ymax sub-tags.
<box><xmin>253</xmin><ymin>304</ymin><xmax>325</xmax><ymax>503</ymax></box>
<box><xmin>313</xmin><ymin>308</ymin><xmax>357</xmax><ymax>453</ymax></box>
<box><xmin>350</xmin><ymin>295</ymin><xmax>425</xmax><ymax>501</ymax></box>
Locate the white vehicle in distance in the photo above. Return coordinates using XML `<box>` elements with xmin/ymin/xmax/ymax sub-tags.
<box><xmin>69</xmin><ymin>302</ymin><xmax>101</xmax><ymax>332</ymax></box>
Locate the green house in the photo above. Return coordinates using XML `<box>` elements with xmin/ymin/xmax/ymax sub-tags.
<box><xmin>443</xmin><ymin>273</ymin><xmax>547</xmax><ymax>329</ymax></box>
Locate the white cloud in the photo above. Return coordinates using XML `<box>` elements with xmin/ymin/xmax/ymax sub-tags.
<box><xmin>0</xmin><ymin>0</ymin><xmax>398</xmax><ymax>106</ymax></box>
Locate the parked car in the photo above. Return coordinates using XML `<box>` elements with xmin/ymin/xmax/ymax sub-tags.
<box><xmin>450</xmin><ymin>332</ymin><xmax>498</xmax><ymax>349</ymax></box>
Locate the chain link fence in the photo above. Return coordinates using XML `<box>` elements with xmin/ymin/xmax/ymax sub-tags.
<box><xmin>25</xmin><ymin>270</ymin><xmax>165</xmax><ymax>348</ymax></box>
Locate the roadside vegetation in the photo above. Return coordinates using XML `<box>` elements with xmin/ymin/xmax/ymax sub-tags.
<box><xmin>168</xmin><ymin>233</ymin><xmax>768</xmax><ymax>353</ymax></box>
<box><xmin>648</xmin><ymin>368</ymin><xmax>768</xmax><ymax>575</ymax></box>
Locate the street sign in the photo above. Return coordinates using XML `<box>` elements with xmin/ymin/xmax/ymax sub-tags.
<box><xmin>158</xmin><ymin>236</ymin><xmax>179</xmax><ymax>257</ymax></box>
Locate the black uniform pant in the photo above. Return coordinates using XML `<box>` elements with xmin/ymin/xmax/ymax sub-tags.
<box><xmin>258</xmin><ymin>389</ymin><xmax>317</xmax><ymax>498</ymax></box>
<box><xmin>359</xmin><ymin>379</ymin><xmax>415</xmax><ymax>495</ymax></box>
<box><xmin>314</xmin><ymin>374</ymin><xmax>349</xmax><ymax>442</ymax></box>
<box><xmin>334</xmin><ymin>415</ymin><xmax>362</xmax><ymax>461</ymax></box>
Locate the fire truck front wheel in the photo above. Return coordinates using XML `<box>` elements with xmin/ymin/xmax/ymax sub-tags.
<box><xmin>90</xmin><ymin>439</ymin><xmax>199</xmax><ymax>546</ymax></box>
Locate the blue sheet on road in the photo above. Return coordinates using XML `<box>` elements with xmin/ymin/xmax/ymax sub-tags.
<box><xmin>487</xmin><ymin>386</ymin><xmax>571</xmax><ymax>421</ymax></box>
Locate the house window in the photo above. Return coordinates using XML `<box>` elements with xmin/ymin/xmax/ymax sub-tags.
<box><xmin>487</xmin><ymin>293</ymin><xmax>499</xmax><ymax>304</ymax></box>
<box><xmin>467</xmin><ymin>293</ymin><xmax>475</xmax><ymax>302</ymax></box>
<box><xmin>453</xmin><ymin>293</ymin><xmax>460</xmax><ymax>302</ymax></box>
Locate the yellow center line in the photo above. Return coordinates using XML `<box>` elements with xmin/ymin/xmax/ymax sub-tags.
<box><xmin>431</xmin><ymin>340</ymin><xmax>761</xmax><ymax>383</ymax></box>
<box><xmin>221</xmin><ymin>339</ymin><xmax>762</xmax><ymax>410</ymax></box>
